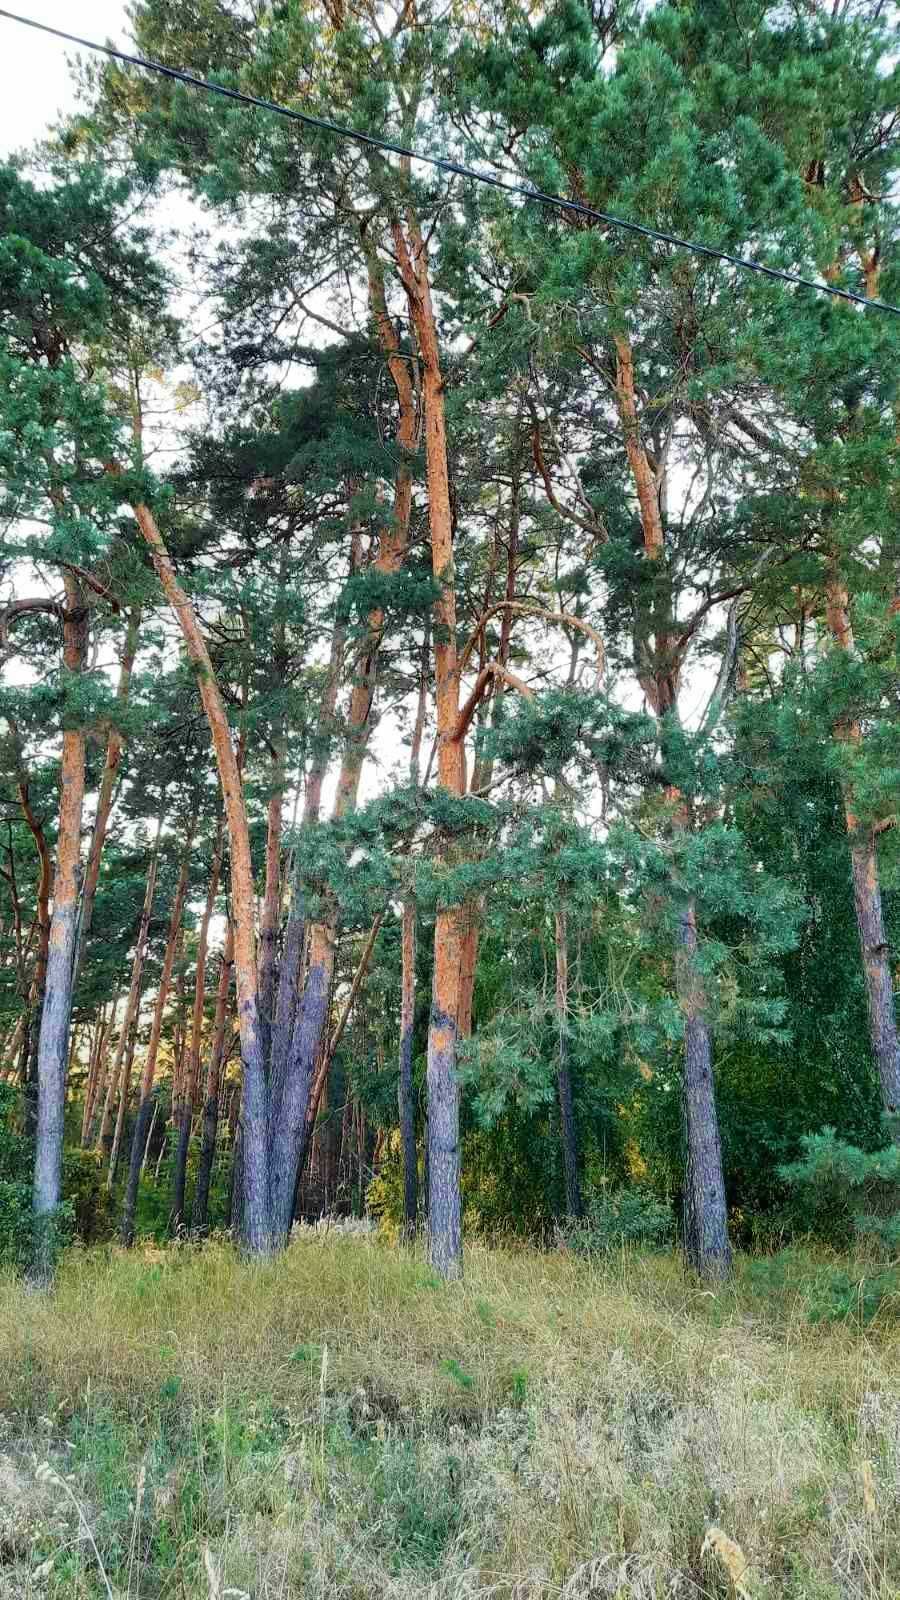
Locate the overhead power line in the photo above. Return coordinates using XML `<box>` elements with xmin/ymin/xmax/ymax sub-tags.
<box><xmin>2</xmin><ymin>4</ymin><xmax>899</xmax><ymax>318</ymax></box>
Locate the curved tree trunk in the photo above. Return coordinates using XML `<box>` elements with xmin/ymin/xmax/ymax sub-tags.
<box><xmin>127</xmin><ymin>493</ymin><xmax>272</xmax><ymax>1255</ymax></box>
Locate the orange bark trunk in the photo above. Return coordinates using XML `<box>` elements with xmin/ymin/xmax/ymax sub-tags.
<box><xmin>393</xmin><ymin>211</ymin><xmax>465</xmax><ymax>1278</ymax></box>
<box><xmin>126</xmin><ymin>493</ymin><xmax>272</xmax><ymax>1254</ymax></box>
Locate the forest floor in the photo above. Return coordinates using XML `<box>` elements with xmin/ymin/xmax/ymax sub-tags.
<box><xmin>0</xmin><ymin>1232</ymin><xmax>897</xmax><ymax>1599</ymax></box>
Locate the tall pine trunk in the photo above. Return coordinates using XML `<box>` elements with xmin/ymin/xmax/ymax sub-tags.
<box><xmin>393</xmin><ymin>210</ymin><xmax>465</xmax><ymax>1279</ymax></box>
<box><xmin>614</xmin><ymin>334</ymin><xmax>731</xmax><ymax>1280</ymax></box>
<box><xmin>128</xmin><ymin>494</ymin><xmax>272</xmax><ymax>1255</ymax></box>
<box><xmin>9</xmin><ymin>731</ymin><xmax>53</xmax><ymax>1136</ymax></box>
<box><xmin>677</xmin><ymin>902</ymin><xmax>731</xmax><ymax>1279</ymax></box>
<box><xmin>30</xmin><ymin>574</ymin><xmax>88</xmax><ymax>1285</ymax></box>
<box><xmin>80</xmin><ymin>1005</ymin><xmax>108</xmax><ymax>1148</ymax></box>
<box><xmin>269</xmin><ymin>588</ymin><xmax>350</xmax><ymax>1107</ymax></box>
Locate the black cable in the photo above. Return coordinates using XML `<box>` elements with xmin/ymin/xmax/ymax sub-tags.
<box><xmin>2</xmin><ymin>4</ymin><xmax>899</xmax><ymax>318</ymax></box>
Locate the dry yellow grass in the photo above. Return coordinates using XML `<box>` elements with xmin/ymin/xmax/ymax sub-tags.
<box><xmin>0</xmin><ymin>1234</ymin><xmax>895</xmax><ymax>1597</ymax></box>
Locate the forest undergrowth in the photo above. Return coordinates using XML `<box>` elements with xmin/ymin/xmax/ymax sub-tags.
<box><xmin>0</xmin><ymin>1232</ymin><xmax>897</xmax><ymax>1599</ymax></box>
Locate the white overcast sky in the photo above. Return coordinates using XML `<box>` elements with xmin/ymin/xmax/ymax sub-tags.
<box><xmin>0</xmin><ymin>2</ymin><xmax>129</xmax><ymax>156</ymax></box>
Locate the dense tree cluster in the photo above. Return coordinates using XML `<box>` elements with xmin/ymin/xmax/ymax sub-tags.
<box><xmin>0</xmin><ymin>0</ymin><xmax>898</xmax><ymax>1282</ymax></box>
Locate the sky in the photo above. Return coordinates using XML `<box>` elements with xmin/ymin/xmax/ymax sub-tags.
<box><xmin>0</xmin><ymin>2</ymin><xmax>129</xmax><ymax>157</ymax></box>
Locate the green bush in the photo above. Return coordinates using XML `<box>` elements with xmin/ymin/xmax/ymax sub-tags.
<box><xmin>778</xmin><ymin>1126</ymin><xmax>900</xmax><ymax>1250</ymax></box>
<box><xmin>747</xmin><ymin>1247</ymin><xmax>900</xmax><ymax>1325</ymax></box>
<box><xmin>62</xmin><ymin>1148</ymin><xmax>115</xmax><ymax>1243</ymax></box>
<box><xmin>0</xmin><ymin>1084</ymin><xmax>112</xmax><ymax>1269</ymax></box>
<box><xmin>561</xmin><ymin>1185</ymin><xmax>675</xmax><ymax>1256</ymax></box>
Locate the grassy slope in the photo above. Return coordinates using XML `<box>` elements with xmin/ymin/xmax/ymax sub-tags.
<box><xmin>0</xmin><ymin>1235</ymin><xmax>897</xmax><ymax>1598</ymax></box>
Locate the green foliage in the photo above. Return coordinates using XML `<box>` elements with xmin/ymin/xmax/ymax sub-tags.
<box><xmin>61</xmin><ymin>1148</ymin><xmax>115</xmax><ymax>1245</ymax></box>
<box><xmin>561</xmin><ymin>1186</ymin><xmax>675</xmax><ymax>1257</ymax></box>
<box><xmin>779</xmin><ymin>1127</ymin><xmax>900</xmax><ymax>1251</ymax></box>
<box><xmin>375</xmin><ymin>1441</ymin><xmax>463</xmax><ymax>1572</ymax></box>
<box><xmin>0</xmin><ymin>1086</ymin><xmax>73</xmax><ymax>1273</ymax></box>
<box><xmin>747</xmin><ymin>1247</ymin><xmax>900</xmax><ymax>1326</ymax></box>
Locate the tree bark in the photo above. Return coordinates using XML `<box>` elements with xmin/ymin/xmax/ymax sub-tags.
<box><xmin>126</xmin><ymin>493</ymin><xmax>272</xmax><ymax>1255</ymax></box>
<box><xmin>30</xmin><ymin>574</ymin><xmax>88</xmax><ymax>1285</ymax></box>
<box><xmin>677</xmin><ymin>902</ymin><xmax>731</xmax><ymax>1280</ymax></box>
<box><xmin>393</xmin><ymin>209</ymin><xmax>465</xmax><ymax>1279</ymax></box>
<box><xmin>270</xmin><ymin>921</ymin><xmax>333</xmax><ymax>1239</ymax></box>
<box><xmin>106</xmin><ymin>1015</ymin><xmax>140</xmax><ymax>1192</ymax></box>
<box><xmin>613</xmin><ymin>333</ymin><xmax>730</xmax><ymax>1278</ymax></box>
<box><xmin>191</xmin><ymin>923</ymin><xmax>235</xmax><ymax>1233</ymax></box>
<box><xmin>83</xmin><ymin>990</ymin><xmax>120</xmax><ymax>1148</ymax></box>
<box><xmin>269</xmin><ymin>588</ymin><xmax>351</xmax><ymax>1109</ymax></box>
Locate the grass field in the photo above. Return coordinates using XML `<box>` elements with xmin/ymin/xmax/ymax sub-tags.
<box><xmin>0</xmin><ymin>1231</ymin><xmax>897</xmax><ymax>1598</ymax></box>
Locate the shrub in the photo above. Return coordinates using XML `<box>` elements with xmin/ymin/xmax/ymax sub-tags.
<box><xmin>747</xmin><ymin>1247</ymin><xmax>900</xmax><ymax>1325</ymax></box>
<box><xmin>778</xmin><ymin>1126</ymin><xmax>900</xmax><ymax>1251</ymax></box>
<box><xmin>62</xmin><ymin>1147</ymin><xmax>115</xmax><ymax>1243</ymax></box>
<box><xmin>561</xmin><ymin>1184</ymin><xmax>675</xmax><ymax>1256</ymax></box>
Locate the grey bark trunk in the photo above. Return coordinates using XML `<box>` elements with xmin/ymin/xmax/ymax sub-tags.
<box><xmin>426</xmin><ymin>991</ymin><xmax>462</xmax><ymax>1279</ymax></box>
<box><xmin>676</xmin><ymin>903</ymin><xmax>731</xmax><ymax>1282</ymax></box>
<box><xmin>30</xmin><ymin>899</ymin><xmax>79</xmax><ymax>1280</ymax></box>
<box><xmin>268</xmin><ymin>908</ymin><xmax>304</xmax><ymax>1112</ymax></box>
<box><xmin>849</xmin><ymin>833</ymin><xmax>900</xmax><ymax>1126</ymax></box>
<box><xmin>269</xmin><ymin>953</ymin><xmax>330</xmax><ymax>1241</ymax></box>
<box><xmin>30</xmin><ymin>577</ymin><xmax>87</xmax><ymax>1285</ymax></box>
